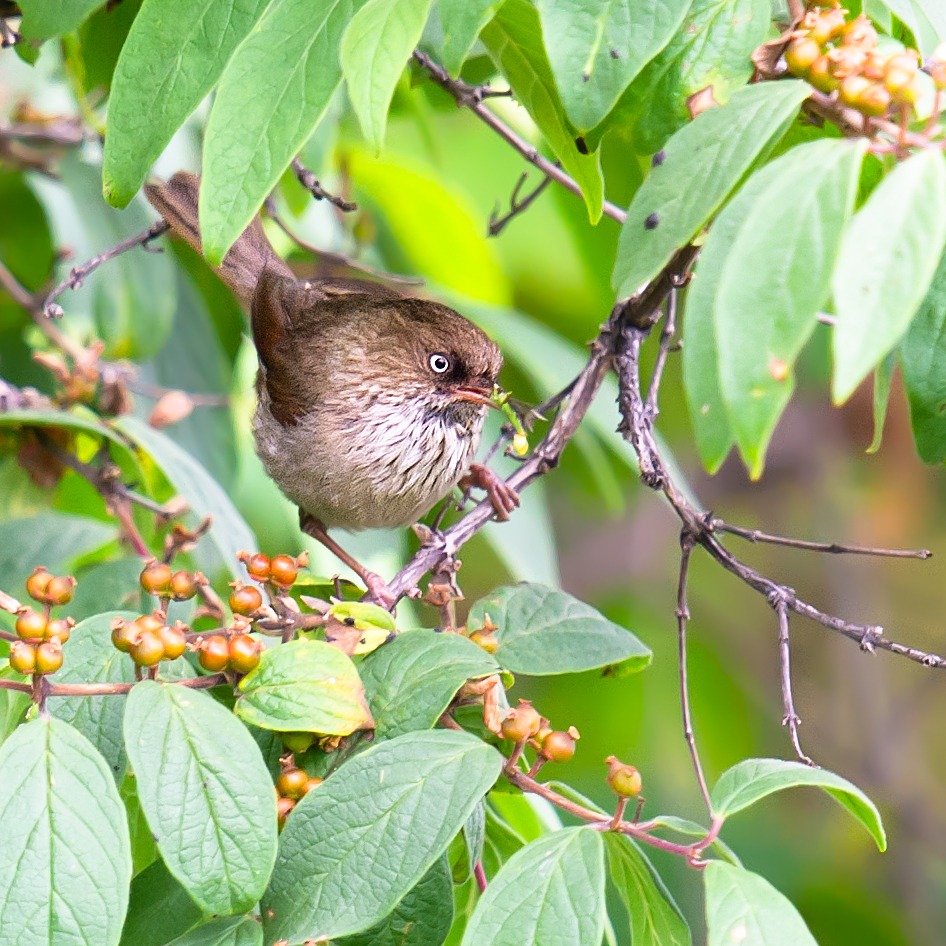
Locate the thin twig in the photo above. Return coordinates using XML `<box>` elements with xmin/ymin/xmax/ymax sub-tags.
<box><xmin>488</xmin><ymin>170</ymin><xmax>553</xmax><ymax>236</ymax></box>
<box><xmin>0</xmin><ymin>672</ymin><xmax>227</xmax><ymax>697</ymax></box>
<box><xmin>712</xmin><ymin>520</ymin><xmax>932</xmax><ymax>559</ymax></box>
<box><xmin>0</xmin><ymin>121</ymin><xmax>86</xmax><ymax>146</ymax></box>
<box><xmin>290</xmin><ymin>158</ymin><xmax>357</xmax><ymax>212</ymax></box>
<box><xmin>676</xmin><ymin>535</ymin><xmax>713</xmax><ymax>814</ymax></box>
<box><xmin>644</xmin><ymin>287</ymin><xmax>678</xmax><ymax>421</ymax></box>
<box><xmin>42</xmin><ymin>221</ymin><xmax>170</xmax><ymax>318</ymax></box>
<box><xmin>413</xmin><ymin>50</ymin><xmax>627</xmax><ymax>225</ymax></box>
<box><xmin>775</xmin><ymin>597</ymin><xmax>815</xmax><ymax>766</ymax></box>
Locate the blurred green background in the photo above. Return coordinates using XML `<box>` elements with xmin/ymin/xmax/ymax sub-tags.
<box><xmin>1</xmin><ymin>36</ymin><xmax>945</xmax><ymax>946</ymax></box>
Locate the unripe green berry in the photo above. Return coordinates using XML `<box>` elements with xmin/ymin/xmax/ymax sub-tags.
<box><xmin>281</xmin><ymin>731</ymin><xmax>316</xmax><ymax>753</ymax></box>
<box><xmin>785</xmin><ymin>37</ymin><xmax>820</xmax><ymax>77</ymax></box>
<box><xmin>606</xmin><ymin>756</ymin><xmax>642</xmax><ymax>797</ymax></box>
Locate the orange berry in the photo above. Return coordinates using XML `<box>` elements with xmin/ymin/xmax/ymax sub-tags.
<box><xmin>169</xmin><ymin>571</ymin><xmax>199</xmax><ymax>601</ymax></box>
<box><xmin>110</xmin><ymin>619</ymin><xmax>135</xmax><ymax>653</ymax></box>
<box><xmin>198</xmin><ymin>635</ymin><xmax>230</xmax><ymax>672</ymax></box>
<box><xmin>244</xmin><ymin>553</ymin><xmax>271</xmax><ymax>582</ymax></box>
<box><xmin>9</xmin><ymin>641</ymin><xmax>36</xmax><ymax>675</ymax></box>
<box><xmin>46</xmin><ymin>618</ymin><xmax>73</xmax><ymax>644</ymax></box>
<box><xmin>157</xmin><ymin>624</ymin><xmax>187</xmax><ymax>661</ymax></box>
<box><xmin>140</xmin><ymin>561</ymin><xmax>173</xmax><ymax>595</ymax></box>
<box><xmin>277</xmin><ymin>767</ymin><xmax>309</xmax><ymax>800</ymax></box>
<box><xmin>45</xmin><ymin>575</ymin><xmax>76</xmax><ymax>606</ymax></box>
<box><xmin>25</xmin><ymin>567</ymin><xmax>52</xmax><ymax>602</ymax></box>
<box><xmin>16</xmin><ymin>608</ymin><xmax>47</xmax><ymax>641</ymax></box>
<box><xmin>269</xmin><ymin>555</ymin><xmax>298</xmax><ymax>587</ymax></box>
<box><xmin>229</xmin><ymin>585</ymin><xmax>263</xmax><ymax>615</ymax></box>
<box><xmin>541</xmin><ymin>730</ymin><xmax>578</xmax><ymax>763</ymax></box>
<box><xmin>277</xmin><ymin>796</ymin><xmax>295</xmax><ymax>830</ymax></box>
<box><xmin>839</xmin><ymin>74</ymin><xmax>872</xmax><ymax>108</ymax></box>
<box><xmin>130</xmin><ymin>630</ymin><xmax>165</xmax><ymax>667</ymax></box>
<box><xmin>228</xmin><ymin>635</ymin><xmax>261</xmax><ymax>674</ymax></box>
<box><xmin>857</xmin><ymin>82</ymin><xmax>891</xmax><ymax>116</ymax></box>
<box><xmin>501</xmin><ymin>701</ymin><xmax>542</xmax><ymax>742</ymax></box>
<box><xmin>35</xmin><ymin>641</ymin><xmax>63</xmax><ymax>675</ymax></box>
<box><xmin>785</xmin><ymin>37</ymin><xmax>821</xmax><ymax>77</ymax></box>
<box><xmin>303</xmin><ymin>777</ymin><xmax>323</xmax><ymax>795</ymax></box>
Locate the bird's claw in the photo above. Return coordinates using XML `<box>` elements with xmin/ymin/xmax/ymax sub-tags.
<box><xmin>461</xmin><ymin>463</ymin><xmax>520</xmax><ymax>522</ymax></box>
<box><xmin>363</xmin><ymin>571</ymin><xmax>398</xmax><ymax>611</ymax></box>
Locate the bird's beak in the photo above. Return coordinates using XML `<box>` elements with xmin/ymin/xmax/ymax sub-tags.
<box><xmin>453</xmin><ymin>379</ymin><xmax>501</xmax><ymax>409</ymax></box>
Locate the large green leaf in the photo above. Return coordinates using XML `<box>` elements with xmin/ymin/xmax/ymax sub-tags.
<box><xmin>119</xmin><ymin>858</ymin><xmax>204</xmax><ymax>946</ymax></box>
<box><xmin>681</xmin><ymin>161</ymin><xmax>777</xmax><ymax>473</ymax></box>
<box><xmin>114</xmin><ymin>415</ymin><xmax>256</xmax><ymax>580</ymax></box>
<box><xmin>468</xmin><ymin>582</ymin><xmax>651</xmax><ymax>675</ymax></box>
<box><xmin>262</xmin><ymin>730</ymin><xmax>501</xmax><ymax>944</ymax></box>
<box><xmin>716</xmin><ymin>139</ymin><xmax>866</xmax><ymax>478</ymax></box>
<box><xmin>48</xmin><ymin>610</ymin><xmax>139</xmax><ymax>781</ymax></box>
<box><xmin>68</xmin><ymin>558</ymin><xmax>144</xmax><ymax>622</ymax></box>
<box><xmin>123</xmin><ymin>681</ymin><xmax>278</xmax><ymax>914</ymax></box>
<box><xmin>57</xmin><ymin>156</ymin><xmax>177</xmax><ymax>360</ymax></box>
<box><xmin>167</xmin><ymin>917</ymin><xmax>263</xmax><ymax>946</ymax></box>
<box><xmin>704</xmin><ymin>862</ymin><xmax>817</xmax><ymax>946</ymax></box>
<box><xmin>0</xmin><ymin>512</ymin><xmax>113</xmax><ymax>600</ymax></box>
<box><xmin>440</xmin><ymin>0</ymin><xmax>504</xmax><ymax>75</ymax></box>
<box><xmin>481</xmin><ymin>0</ymin><xmax>604</xmax><ymax>223</ymax></box>
<box><xmin>537</xmin><ymin>0</ymin><xmax>690</xmax><ymax>133</ymax></box>
<box><xmin>710</xmin><ymin>758</ymin><xmax>886</xmax><ymax>851</ymax></box>
<box><xmin>606</xmin><ymin>0</ymin><xmax>770</xmax><ymax>155</ymax></box>
<box><xmin>359</xmin><ymin>630</ymin><xmax>500</xmax><ymax>739</ymax></box>
<box><xmin>0</xmin><ymin>717</ymin><xmax>132</xmax><ymax>946</ymax></box>
<box><xmin>236</xmin><ymin>638</ymin><xmax>372</xmax><ymax>734</ymax></box>
<box><xmin>337</xmin><ymin>856</ymin><xmax>454</xmax><ymax>946</ymax></box>
<box><xmin>341</xmin><ymin>0</ymin><xmax>436</xmax><ymax>152</ymax></box>
<box><xmin>103</xmin><ymin>0</ymin><xmax>270</xmax><ymax>206</ymax></box>
<box><xmin>201</xmin><ymin>0</ymin><xmax>366</xmax><ymax>264</ymax></box>
<box><xmin>832</xmin><ymin>149</ymin><xmax>946</xmax><ymax>404</ymax></box>
<box><xmin>17</xmin><ymin>0</ymin><xmax>104</xmax><ymax>39</ymax></box>
<box><xmin>901</xmin><ymin>248</ymin><xmax>946</xmax><ymax>462</ymax></box>
<box><xmin>612</xmin><ymin>80</ymin><xmax>811</xmax><ymax>299</ymax></box>
<box><xmin>604</xmin><ymin>834</ymin><xmax>691</xmax><ymax>946</ymax></box>
<box><xmin>461</xmin><ymin>828</ymin><xmax>605</xmax><ymax>946</ymax></box>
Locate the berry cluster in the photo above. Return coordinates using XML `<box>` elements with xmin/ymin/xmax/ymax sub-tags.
<box><xmin>784</xmin><ymin>4</ymin><xmax>941</xmax><ymax>119</ymax></box>
<box><xmin>275</xmin><ymin>766</ymin><xmax>322</xmax><ymax>829</ymax></box>
<box><xmin>194</xmin><ymin>631</ymin><xmax>261</xmax><ymax>674</ymax></box>
<box><xmin>501</xmin><ymin>699</ymin><xmax>580</xmax><ymax>764</ymax></box>
<box><xmin>9</xmin><ymin>568</ymin><xmax>78</xmax><ymax>676</ymax></box>
<box><xmin>139</xmin><ymin>560</ymin><xmax>202</xmax><ymax>600</ymax></box>
<box><xmin>237</xmin><ymin>551</ymin><xmax>307</xmax><ymax>588</ymax></box>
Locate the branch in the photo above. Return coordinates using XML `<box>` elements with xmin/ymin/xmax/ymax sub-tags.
<box><xmin>291</xmin><ymin>158</ymin><xmax>357</xmax><ymax>213</ymax></box>
<box><xmin>42</xmin><ymin>221</ymin><xmax>170</xmax><ymax>318</ymax></box>
<box><xmin>412</xmin><ymin>50</ymin><xmax>627</xmax><ymax>225</ymax></box>
<box><xmin>0</xmin><ymin>673</ymin><xmax>227</xmax><ymax>697</ymax></box>
<box><xmin>488</xmin><ymin>170</ymin><xmax>553</xmax><ymax>236</ymax></box>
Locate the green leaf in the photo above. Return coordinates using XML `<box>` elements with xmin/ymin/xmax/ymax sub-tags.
<box><xmin>710</xmin><ymin>758</ymin><xmax>886</xmax><ymax>851</ymax></box>
<box><xmin>0</xmin><ymin>405</ymin><xmax>132</xmax><ymax>450</ymax></box>
<box><xmin>612</xmin><ymin>81</ymin><xmax>811</xmax><ymax>299</ymax></box>
<box><xmin>704</xmin><ymin>862</ymin><xmax>817</xmax><ymax>946</ymax></box>
<box><xmin>604</xmin><ymin>833</ymin><xmax>691</xmax><ymax>946</ymax></box>
<box><xmin>537</xmin><ymin>0</ymin><xmax>690</xmax><ymax>132</ymax></box>
<box><xmin>337</xmin><ymin>855</ymin><xmax>454</xmax><ymax>946</ymax></box>
<box><xmin>606</xmin><ymin>0</ymin><xmax>770</xmax><ymax>155</ymax></box>
<box><xmin>341</xmin><ymin>0</ymin><xmax>436</xmax><ymax>152</ymax></box>
<box><xmin>716</xmin><ymin>139</ymin><xmax>866</xmax><ymax>478</ymax></box>
<box><xmin>119</xmin><ymin>857</ymin><xmax>204</xmax><ymax>946</ymax></box>
<box><xmin>17</xmin><ymin>0</ymin><xmax>104</xmax><ymax>39</ymax></box>
<box><xmin>681</xmin><ymin>164</ymin><xmax>773</xmax><ymax>472</ymax></box>
<box><xmin>464</xmin><ymin>800</ymin><xmax>487</xmax><ymax>878</ymax></box>
<box><xmin>901</xmin><ymin>248</ymin><xmax>946</xmax><ymax>462</ymax></box>
<box><xmin>868</xmin><ymin>352</ymin><xmax>895</xmax><ymax>455</ymax></box>
<box><xmin>360</xmin><ymin>630</ymin><xmax>500</xmax><ymax>739</ymax></box>
<box><xmin>201</xmin><ymin>0</ymin><xmax>366</xmax><ymax>264</ymax></box>
<box><xmin>48</xmin><ymin>610</ymin><xmax>140</xmax><ymax>781</ymax></box>
<box><xmin>236</xmin><ymin>638</ymin><xmax>372</xmax><ymax>735</ymax></box>
<box><xmin>69</xmin><ymin>558</ymin><xmax>144</xmax><ymax>622</ymax></box>
<box><xmin>460</xmin><ymin>828</ymin><xmax>605</xmax><ymax>946</ymax></box>
<box><xmin>57</xmin><ymin>155</ymin><xmax>177</xmax><ymax>360</ymax></box>
<box><xmin>167</xmin><ymin>916</ymin><xmax>263</xmax><ymax>946</ymax></box>
<box><xmin>832</xmin><ymin>148</ymin><xmax>946</xmax><ymax>404</ymax></box>
<box><xmin>0</xmin><ymin>717</ymin><xmax>132</xmax><ymax>946</ymax></box>
<box><xmin>440</xmin><ymin>0</ymin><xmax>503</xmax><ymax>76</ymax></box>
<box><xmin>0</xmin><ymin>513</ymin><xmax>113</xmax><ymax>600</ymax></box>
<box><xmin>481</xmin><ymin>0</ymin><xmax>604</xmax><ymax>223</ymax></box>
<box><xmin>123</xmin><ymin>681</ymin><xmax>278</xmax><ymax>914</ymax></box>
<box><xmin>120</xmin><ymin>771</ymin><xmax>159</xmax><ymax>874</ymax></box>
<box><xmin>467</xmin><ymin>582</ymin><xmax>651</xmax><ymax>675</ymax></box>
<box><xmin>262</xmin><ymin>730</ymin><xmax>501</xmax><ymax>944</ymax></box>
<box><xmin>0</xmin><ymin>666</ymin><xmax>29</xmax><ymax>747</ymax></box>
<box><xmin>113</xmin><ymin>415</ymin><xmax>257</xmax><ymax>580</ymax></box>
<box><xmin>103</xmin><ymin>0</ymin><xmax>270</xmax><ymax>207</ymax></box>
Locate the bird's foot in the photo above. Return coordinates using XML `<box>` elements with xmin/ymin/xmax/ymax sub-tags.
<box><xmin>362</xmin><ymin>571</ymin><xmax>398</xmax><ymax>611</ymax></box>
<box><xmin>459</xmin><ymin>463</ymin><xmax>520</xmax><ymax>521</ymax></box>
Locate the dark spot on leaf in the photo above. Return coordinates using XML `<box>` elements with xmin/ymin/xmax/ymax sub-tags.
<box><xmin>582</xmin><ymin>72</ymin><xmax>590</xmax><ymax>83</ymax></box>
<box><xmin>610</xmin><ymin>49</ymin><xmax>620</xmax><ymax>59</ymax></box>
<box><xmin>576</xmin><ymin>136</ymin><xmax>588</xmax><ymax>154</ymax></box>
<box><xmin>652</xmin><ymin>150</ymin><xmax>666</xmax><ymax>167</ymax></box>
<box><xmin>644</xmin><ymin>213</ymin><xmax>659</xmax><ymax>230</ymax></box>
<box><xmin>343</xmin><ymin>616</ymin><xmax>356</xmax><ymax>626</ymax></box>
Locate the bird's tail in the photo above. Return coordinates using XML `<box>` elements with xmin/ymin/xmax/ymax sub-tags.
<box><xmin>145</xmin><ymin>172</ymin><xmax>295</xmax><ymax>306</ymax></box>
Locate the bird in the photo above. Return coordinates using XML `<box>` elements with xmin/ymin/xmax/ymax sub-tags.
<box><xmin>146</xmin><ymin>172</ymin><xmax>519</xmax><ymax>606</ymax></box>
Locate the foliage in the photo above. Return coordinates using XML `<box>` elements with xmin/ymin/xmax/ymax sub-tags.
<box><xmin>2</xmin><ymin>0</ymin><xmax>945</xmax><ymax>944</ymax></box>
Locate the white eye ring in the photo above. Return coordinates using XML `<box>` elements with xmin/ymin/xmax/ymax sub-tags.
<box><xmin>429</xmin><ymin>353</ymin><xmax>451</xmax><ymax>374</ymax></box>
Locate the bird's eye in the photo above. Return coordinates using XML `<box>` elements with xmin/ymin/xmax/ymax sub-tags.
<box><xmin>429</xmin><ymin>353</ymin><xmax>451</xmax><ymax>374</ymax></box>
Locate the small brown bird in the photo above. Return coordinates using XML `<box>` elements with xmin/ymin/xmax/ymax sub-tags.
<box><xmin>146</xmin><ymin>173</ymin><xmax>518</xmax><ymax>605</ymax></box>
